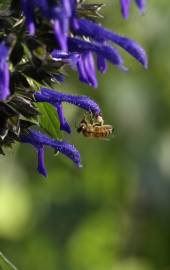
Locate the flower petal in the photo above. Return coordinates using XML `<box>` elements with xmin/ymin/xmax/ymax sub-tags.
<box><xmin>37</xmin><ymin>145</ymin><xmax>47</xmax><ymax>177</ymax></box>
<box><xmin>20</xmin><ymin>129</ymin><xmax>82</xmax><ymax>175</ymax></box>
<box><xmin>120</xmin><ymin>0</ymin><xmax>131</xmax><ymax>19</ymax></box>
<box><xmin>0</xmin><ymin>43</ymin><xmax>10</xmax><ymax>101</ymax></box>
<box><xmin>68</xmin><ymin>37</ymin><xmax>125</xmax><ymax>69</ymax></box>
<box><xmin>56</xmin><ymin>103</ymin><xmax>71</xmax><ymax>133</ymax></box>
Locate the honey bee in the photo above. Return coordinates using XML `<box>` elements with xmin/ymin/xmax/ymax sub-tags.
<box><xmin>77</xmin><ymin>114</ymin><xmax>113</xmax><ymax>139</ymax></box>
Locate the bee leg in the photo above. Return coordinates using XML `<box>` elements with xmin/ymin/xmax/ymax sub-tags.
<box><xmin>83</xmin><ymin>112</ymin><xmax>89</xmax><ymax>123</ymax></box>
<box><xmin>87</xmin><ymin>111</ymin><xmax>93</xmax><ymax>124</ymax></box>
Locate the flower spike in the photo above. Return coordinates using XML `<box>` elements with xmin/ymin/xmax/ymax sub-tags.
<box><xmin>0</xmin><ymin>0</ymin><xmax>148</xmax><ymax>176</ymax></box>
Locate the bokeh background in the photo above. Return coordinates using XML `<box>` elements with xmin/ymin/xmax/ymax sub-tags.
<box><xmin>0</xmin><ymin>0</ymin><xmax>170</xmax><ymax>269</ymax></box>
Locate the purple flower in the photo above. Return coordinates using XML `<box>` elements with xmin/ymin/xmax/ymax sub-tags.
<box><xmin>50</xmin><ymin>0</ymin><xmax>77</xmax><ymax>51</ymax></box>
<box><xmin>20</xmin><ymin>0</ymin><xmax>75</xmax><ymax>51</ymax></box>
<box><xmin>52</xmin><ymin>37</ymin><xmax>125</xmax><ymax>87</ymax></box>
<box><xmin>0</xmin><ymin>43</ymin><xmax>10</xmax><ymax>101</ymax></box>
<box><xmin>52</xmin><ymin>16</ymin><xmax>68</xmax><ymax>52</ymax></box>
<box><xmin>76</xmin><ymin>52</ymin><xmax>98</xmax><ymax>88</ymax></box>
<box><xmin>72</xmin><ymin>18</ymin><xmax>148</xmax><ymax>68</ymax></box>
<box><xmin>61</xmin><ymin>0</ymin><xmax>73</xmax><ymax>17</ymax></box>
<box><xmin>120</xmin><ymin>0</ymin><xmax>131</xmax><ymax>19</ymax></box>
<box><xmin>35</xmin><ymin>88</ymin><xmax>101</xmax><ymax>133</ymax></box>
<box><xmin>68</xmin><ymin>37</ymin><xmax>125</xmax><ymax>69</ymax></box>
<box><xmin>56</xmin><ymin>103</ymin><xmax>71</xmax><ymax>134</ymax></box>
<box><xmin>97</xmin><ymin>55</ymin><xmax>107</xmax><ymax>74</ymax></box>
<box><xmin>9</xmin><ymin>0</ymin><xmax>149</xmax><ymax>178</ymax></box>
<box><xmin>67</xmin><ymin>37</ymin><xmax>126</xmax><ymax>87</ymax></box>
<box><xmin>20</xmin><ymin>129</ymin><xmax>82</xmax><ymax>177</ymax></box>
<box><xmin>120</xmin><ymin>0</ymin><xmax>146</xmax><ymax>19</ymax></box>
<box><xmin>51</xmin><ymin>50</ymin><xmax>79</xmax><ymax>67</ymax></box>
<box><xmin>135</xmin><ymin>0</ymin><xmax>146</xmax><ymax>13</ymax></box>
<box><xmin>20</xmin><ymin>0</ymin><xmax>36</xmax><ymax>35</ymax></box>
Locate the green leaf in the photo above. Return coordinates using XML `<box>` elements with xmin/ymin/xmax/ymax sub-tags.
<box><xmin>0</xmin><ymin>252</ymin><xmax>18</xmax><ymax>270</ymax></box>
<box><xmin>37</xmin><ymin>103</ymin><xmax>61</xmax><ymax>140</ymax></box>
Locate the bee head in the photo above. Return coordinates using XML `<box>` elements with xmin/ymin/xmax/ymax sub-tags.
<box><xmin>77</xmin><ymin>119</ymin><xmax>87</xmax><ymax>133</ymax></box>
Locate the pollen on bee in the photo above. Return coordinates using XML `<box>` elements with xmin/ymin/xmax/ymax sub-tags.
<box><xmin>96</xmin><ymin>115</ymin><xmax>104</xmax><ymax>125</ymax></box>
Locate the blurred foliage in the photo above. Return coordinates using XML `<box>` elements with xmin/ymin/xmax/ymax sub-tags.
<box><xmin>0</xmin><ymin>252</ymin><xmax>18</xmax><ymax>270</ymax></box>
<box><xmin>0</xmin><ymin>0</ymin><xmax>170</xmax><ymax>270</ymax></box>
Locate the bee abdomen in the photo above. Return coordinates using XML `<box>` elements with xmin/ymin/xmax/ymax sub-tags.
<box><xmin>83</xmin><ymin>129</ymin><xmax>112</xmax><ymax>138</ymax></box>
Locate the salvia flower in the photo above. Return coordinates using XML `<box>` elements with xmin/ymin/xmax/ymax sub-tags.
<box><xmin>35</xmin><ymin>88</ymin><xmax>101</xmax><ymax>133</ymax></box>
<box><xmin>65</xmin><ymin>17</ymin><xmax>147</xmax><ymax>87</ymax></box>
<box><xmin>0</xmin><ymin>0</ymin><xmax>148</xmax><ymax>176</ymax></box>
<box><xmin>0</xmin><ymin>43</ymin><xmax>10</xmax><ymax>101</ymax></box>
<box><xmin>68</xmin><ymin>37</ymin><xmax>126</xmax><ymax>85</ymax></box>
<box><xmin>73</xmin><ymin>19</ymin><xmax>148</xmax><ymax>69</ymax></box>
<box><xmin>51</xmin><ymin>38</ymin><xmax>126</xmax><ymax>88</ymax></box>
<box><xmin>120</xmin><ymin>0</ymin><xmax>146</xmax><ymax>19</ymax></box>
<box><xmin>20</xmin><ymin>129</ymin><xmax>82</xmax><ymax>176</ymax></box>
<box><xmin>20</xmin><ymin>0</ymin><xmax>36</xmax><ymax>35</ymax></box>
<box><xmin>19</xmin><ymin>0</ymin><xmax>147</xmax><ymax>88</ymax></box>
<box><xmin>20</xmin><ymin>0</ymin><xmax>76</xmax><ymax>51</ymax></box>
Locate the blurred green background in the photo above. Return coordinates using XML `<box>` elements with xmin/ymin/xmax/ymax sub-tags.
<box><xmin>0</xmin><ymin>0</ymin><xmax>170</xmax><ymax>269</ymax></box>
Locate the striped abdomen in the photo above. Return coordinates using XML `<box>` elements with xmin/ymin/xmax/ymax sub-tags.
<box><xmin>82</xmin><ymin>125</ymin><xmax>113</xmax><ymax>138</ymax></box>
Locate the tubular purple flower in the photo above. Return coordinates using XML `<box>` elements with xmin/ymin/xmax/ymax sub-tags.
<box><xmin>50</xmin><ymin>0</ymin><xmax>77</xmax><ymax>53</ymax></box>
<box><xmin>83</xmin><ymin>52</ymin><xmax>98</xmax><ymax>88</ymax></box>
<box><xmin>77</xmin><ymin>52</ymin><xmax>98</xmax><ymax>88</ymax></box>
<box><xmin>73</xmin><ymin>19</ymin><xmax>148</xmax><ymax>68</ymax></box>
<box><xmin>0</xmin><ymin>43</ymin><xmax>10</xmax><ymax>101</ymax></box>
<box><xmin>36</xmin><ymin>88</ymin><xmax>101</xmax><ymax>115</ymax></box>
<box><xmin>37</xmin><ymin>146</ymin><xmax>47</xmax><ymax>177</ymax></box>
<box><xmin>120</xmin><ymin>0</ymin><xmax>146</xmax><ymax>18</ymax></box>
<box><xmin>135</xmin><ymin>0</ymin><xmax>146</xmax><ymax>13</ymax></box>
<box><xmin>35</xmin><ymin>88</ymin><xmax>101</xmax><ymax>133</ymax></box>
<box><xmin>97</xmin><ymin>55</ymin><xmax>107</xmax><ymax>74</ymax></box>
<box><xmin>120</xmin><ymin>0</ymin><xmax>131</xmax><ymax>19</ymax></box>
<box><xmin>77</xmin><ymin>55</ymin><xmax>90</xmax><ymax>86</ymax></box>
<box><xmin>61</xmin><ymin>0</ymin><xmax>72</xmax><ymax>17</ymax></box>
<box><xmin>56</xmin><ymin>103</ymin><xmax>71</xmax><ymax>133</ymax></box>
<box><xmin>21</xmin><ymin>0</ymin><xmax>70</xmax><ymax>51</ymax></box>
<box><xmin>68</xmin><ymin>37</ymin><xmax>125</xmax><ymax>70</ymax></box>
<box><xmin>50</xmin><ymin>4</ymin><xmax>69</xmax><ymax>52</ymax></box>
<box><xmin>20</xmin><ymin>0</ymin><xmax>36</xmax><ymax>35</ymax></box>
<box><xmin>53</xmin><ymin>19</ymin><xmax>68</xmax><ymax>52</ymax></box>
<box><xmin>51</xmin><ymin>49</ymin><xmax>98</xmax><ymax>87</ymax></box>
<box><xmin>51</xmin><ymin>50</ymin><xmax>79</xmax><ymax>67</ymax></box>
<box><xmin>95</xmin><ymin>39</ymin><xmax>108</xmax><ymax>74</ymax></box>
<box><xmin>20</xmin><ymin>129</ymin><xmax>82</xmax><ymax>176</ymax></box>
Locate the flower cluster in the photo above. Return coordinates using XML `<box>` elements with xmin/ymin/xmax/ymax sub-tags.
<box><xmin>0</xmin><ymin>0</ymin><xmax>147</xmax><ymax>176</ymax></box>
